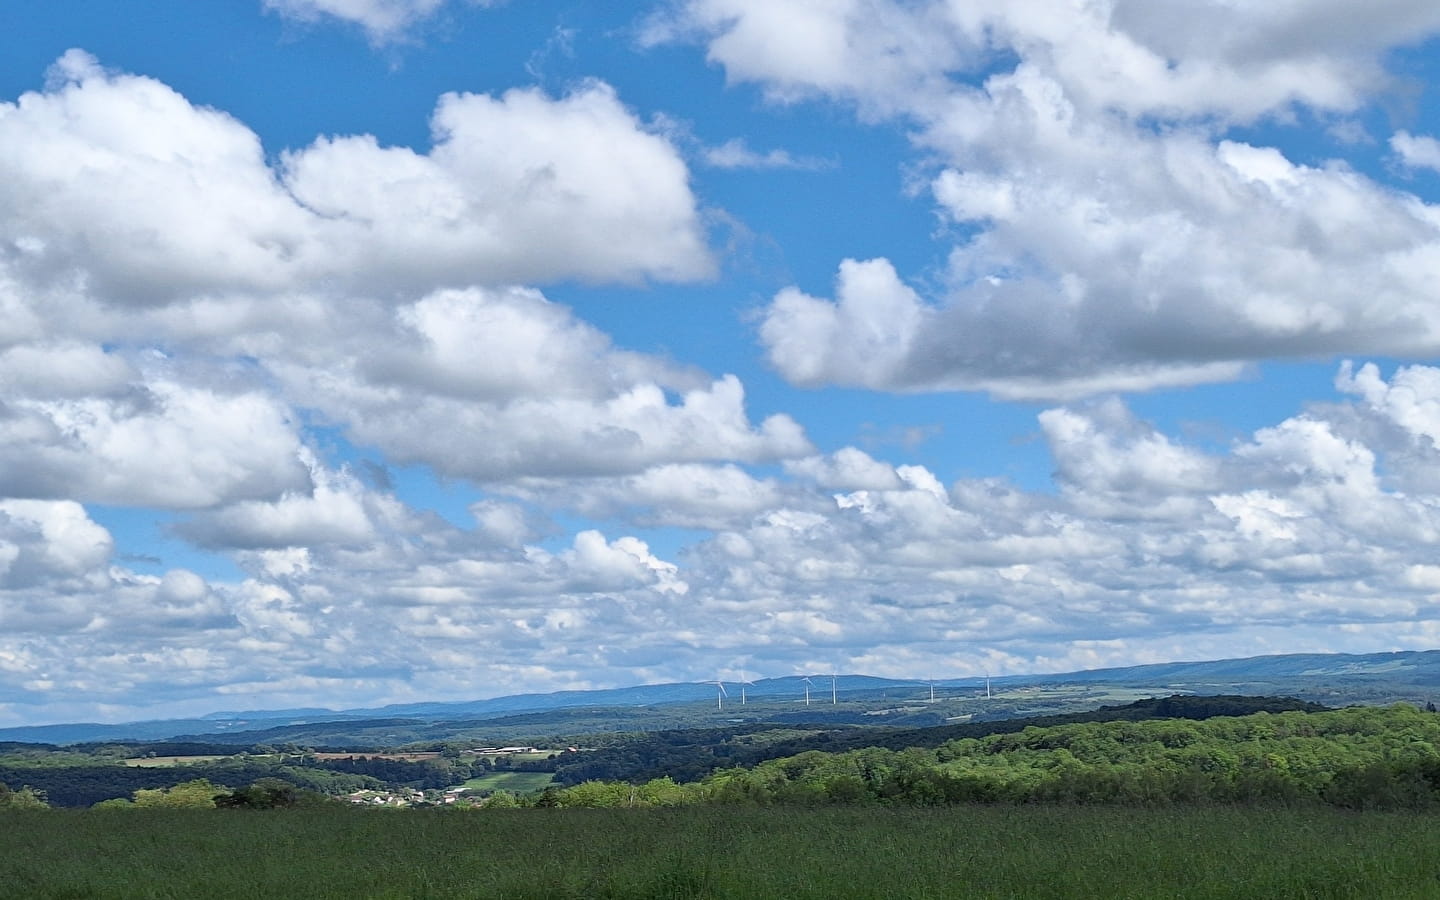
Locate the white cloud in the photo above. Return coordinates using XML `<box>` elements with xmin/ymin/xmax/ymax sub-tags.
<box><xmin>785</xmin><ymin>447</ymin><xmax>906</xmax><ymax>491</ymax></box>
<box><xmin>760</xmin><ymin>120</ymin><xmax>1440</xmax><ymax>399</ymax></box>
<box><xmin>504</xmin><ymin>463</ymin><xmax>789</xmax><ymax>530</ymax></box>
<box><xmin>15</xmin><ymin>13</ymin><xmax>1440</xmax><ymax>722</ymax></box>
<box><xmin>284</xmin><ymin>82</ymin><xmax>712</xmax><ymax>287</ymax></box>
<box><xmin>1337</xmin><ymin>360</ymin><xmax>1440</xmax><ymax>449</ymax></box>
<box><xmin>0</xmin><ymin>500</ymin><xmax>113</xmax><ymax>588</ymax></box>
<box><xmin>666</xmin><ymin>1</ymin><xmax>1440</xmax><ymax>399</ymax></box>
<box><xmin>270</xmin><ymin>288</ymin><xmax>813</xmax><ymax>479</ymax></box>
<box><xmin>0</xmin><ymin>502</ymin><xmax>234</xmax><ymax>647</ymax></box>
<box><xmin>0</xmin><ymin>342</ymin><xmax>134</xmax><ymax>399</ymax></box>
<box><xmin>175</xmin><ymin>458</ymin><xmax>377</xmax><ymax>549</ymax></box>
<box><xmin>10</xmin><ymin>363</ymin><xmax>1440</xmax><ymax>718</ymax></box>
<box><xmin>664</xmin><ymin>0</ymin><xmax>1440</xmax><ymax>123</ymax></box>
<box><xmin>0</xmin><ymin>56</ymin><xmax>783</xmax><ymax>490</ymax></box>
<box><xmin>262</xmin><ymin>0</ymin><xmax>499</xmax><ymax>43</ymax></box>
<box><xmin>1039</xmin><ymin>399</ymin><xmax>1223</xmax><ymax>518</ymax></box>
<box><xmin>0</xmin><ymin>371</ymin><xmax>310</xmax><ymax>509</ymax></box>
<box><xmin>1392</xmin><ymin>131</ymin><xmax>1440</xmax><ymax>172</ymax></box>
<box><xmin>702</xmin><ymin>138</ymin><xmax>831</xmax><ymax>170</ymax></box>
<box><xmin>659</xmin><ymin>365</ymin><xmax>1440</xmax><ymax>678</ymax></box>
<box><xmin>0</xmin><ymin>55</ymin><xmax>710</xmax><ymax>307</ymax></box>
<box><xmin>643</xmin><ymin>0</ymin><xmax>976</xmax><ymax>117</ymax></box>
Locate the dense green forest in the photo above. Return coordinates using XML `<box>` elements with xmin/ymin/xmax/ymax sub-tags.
<box><xmin>546</xmin><ymin>694</ymin><xmax>1324</xmax><ymax>785</ymax></box>
<box><xmin>524</xmin><ymin>702</ymin><xmax>1440</xmax><ymax>811</ymax></box>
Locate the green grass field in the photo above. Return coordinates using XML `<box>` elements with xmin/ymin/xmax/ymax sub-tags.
<box><xmin>122</xmin><ymin>755</ymin><xmax>230</xmax><ymax>767</ymax></box>
<box><xmin>460</xmin><ymin>771</ymin><xmax>555</xmax><ymax>793</ymax></box>
<box><xmin>2</xmin><ymin>804</ymin><xmax>1438</xmax><ymax>899</ymax></box>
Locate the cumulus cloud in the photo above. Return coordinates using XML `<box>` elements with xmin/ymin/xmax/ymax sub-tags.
<box><xmin>175</xmin><ymin>457</ymin><xmax>378</xmax><ymax>549</ymax></box>
<box><xmin>785</xmin><ymin>447</ymin><xmax>906</xmax><ymax>491</ymax></box>
<box><xmin>664</xmin><ymin>0</ymin><xmax>1440</xmax><ymax>123</ymax></box>
<box><xmin>15</xmin><ymin>13</ymin><xmax>1440</xmax><ymax>723</ymax></box>
<box><xmin>761</xmin><ymin>112</ymin><xmax>1440</xmax><ymax>400</ymax></box>
<box><xmin>0</xmin><ymin>484</ymin><xmax>702</xmax><ymax>718</ymax></box>
<box><xmin>0</xmin><ymin>500</ymin><xmax>113</xmax><ymax>589</ymax></box>
<box><xmin>262</xmin><ymin>0</ymin><xmax>500</xmax><ymax>43</ymax></box>
<box><xmin>503</xmin><ymin>463</ymin><xmax>790</xmax><ymax>530</ymax></box>
<box><xmin>665</xmin><ymin>1</ymin><xmax>1440</xmax><ymax>399</ymax></box>
<box><xmin>1393</xmin><ymin>130</ymin><xmax>1440</xmax><ymax>172</ymax></box>
<box><xmin>0</xmin><ymin>501</ymin><xmax>235</xmax><ymax>661</ymax></box>
<box><xmin>0</xmin><ymin>54</ymin><xmax>709</xmax><ymax>306</ymax></box>
<box><xmin>0</xmin><ymin>56</ymin><xmax>791</xmax><ymax>489</ymax></box>
<box><xmin>642</xmin><ymin>0</ymin><xmax>975</xmax><ymax>116</ymax></box>
<box><xmin>268</xmin><ymin>286</ymin><xmax>812</xmax><ymax>479</ymax></box>
<box><xmin>675</xmin><ymin>364</ymin><xmax>1440</xmax><ymax>676</ymax></box>
<box><xmin>283</xmin><ymin>82</ymin><xmax>713</xmax><ymax>287</ymax></box>
<box><xmin>10</xmin><ymin>364</ymin><xmax>1440</xmax><ymax>718</ymax></box>
<box><xmin>0</xmin><ymin>368</ymin><xmax>310</xmax><ymax>509</ymax></box>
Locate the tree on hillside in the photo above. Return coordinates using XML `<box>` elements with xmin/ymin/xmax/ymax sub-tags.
<box><xmin>132</xmin><ymin>778</ymin><xmax>224</xmax><ymax>809</ymax></box>
<box><xmin>215</xmin><ymin>778</ymin><xmax>329</xmax><ymax>809</ymax></box>
<box><xmin>0</xmin><ymin>782</ymin><xmax>47</xmax><ymax>809</ymax></box>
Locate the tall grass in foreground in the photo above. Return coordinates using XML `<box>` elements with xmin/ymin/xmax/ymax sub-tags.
<box><xmin>2</xmin><ymin>804</ymin><xmax>1437</xmax><ymax>899</ymax></box>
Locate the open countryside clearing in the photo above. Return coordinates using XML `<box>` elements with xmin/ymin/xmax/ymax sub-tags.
<box><xmin>461</xmin><ymin>772</ymin><xmax>554</xmax><ymax>793</ymax></box>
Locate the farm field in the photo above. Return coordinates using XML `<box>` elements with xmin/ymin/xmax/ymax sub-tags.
<box><xmin>122</xmin><ymin>755</ymin><xmax>229</xmax><ymax>767</ymax></box>
<box><xmin>460</xmin><ymin>771</ymin><xmax>554</xmax><ymax>793</ymax></box>
<box><xmin>2</xmin><ymin>804</ymin><xmax>1437</xmax><ymax>899</ymax></box>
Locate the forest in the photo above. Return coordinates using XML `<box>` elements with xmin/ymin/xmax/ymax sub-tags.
<box><xmin>504</xmin><ymin>701</ymin><xmax>1440</xmax><ymax>811</ymax></box>
<box><xmin>542</xmin><ymin>694</ymin><xmax>1326</xmax><ymax>786</ymax></box>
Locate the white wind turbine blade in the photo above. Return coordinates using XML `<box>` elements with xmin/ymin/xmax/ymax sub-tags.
<box><xmin>738</xmin><ymin>671</ymin><xmax>755</xmax><ymax>705</ymax></box>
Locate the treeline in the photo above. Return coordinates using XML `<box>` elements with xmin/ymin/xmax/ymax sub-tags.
<box><xmin>0</xmin><ymin>760</ymin><xmax>379</xmax><ymax>807</ymax></box>
<box><xmin>548</xmin><ymin>695</ymin><xmax>1324</xmax><ymax>786</ymax></box>
<box><xmin>312</xmin><ymin>755</ymin><xmax>465</xmax><ymax>790</ymax></box>
<box><xmin>0</xmin><ymin>754</ymin><xmax>440</xmax><ymax>808</ymax></box>
<box><xmin>519</xmin><ymin>703</ymin><xmax>1440</xmax><ymax>811</ymax></box>
<box><xmin>0</xmin><ymin>749</ymin><xmax>509</xmax><ymax>807</ymax></box>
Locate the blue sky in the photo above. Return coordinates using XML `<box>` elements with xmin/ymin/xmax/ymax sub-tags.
<box><xmin>6</xmin><ymin>0</ymin><xmax>1440</xmax><ymax>725</ymax></box>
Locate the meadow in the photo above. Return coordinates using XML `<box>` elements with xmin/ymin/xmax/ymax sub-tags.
<box><xmin>461</xmin><ymin>771</ymin><xmax>555</xmax><ymax>793</ymax></box>
<box><xmin>2</xmin><ymin>804</ymin><xmax>1438</xmax><ymax>899</ymax></box>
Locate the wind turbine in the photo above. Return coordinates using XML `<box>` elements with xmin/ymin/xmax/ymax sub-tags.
<box><xmin>830</xmin><ymin>672</ymin><xmax>838</xmax><ymax>704</ymax></box>
<box><xmin>713</xmin><ymin>678</ymin><xmax>728</xmax><ymax>710</ymax></box>
<box><xmin>738</xmin><ymin>671</ymin><xmax>755</xmax><ymax>705</ymax></box>
<box><xmin>801</xmin><ymin>676</ymin><xmax>813</xmax><ymax>706</ymax></box>
<box><xmin>985</xmin><ymin>672</ymin><xmax>992</xmax><ymax>700</ymax></box>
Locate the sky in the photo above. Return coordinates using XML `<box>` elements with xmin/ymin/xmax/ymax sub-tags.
<box><xmin>7</xmin><ymin>1</ymin><xmax>1440</xmax><ymax>726</ymax></box>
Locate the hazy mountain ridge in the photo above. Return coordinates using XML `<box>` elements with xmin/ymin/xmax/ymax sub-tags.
<box><xmin>6</xmin><ymin>650</ymin><xmax>1437</xmax><ymax>745</ymax></box>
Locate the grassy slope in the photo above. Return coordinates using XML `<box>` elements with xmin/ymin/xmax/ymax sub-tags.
<box><xmin>2</xmin><ymin>805</ymin><xmax>1438</xmax><ymax>899</ymax></box>
<box><xmin>460</xmin><ymin>771</ymin><xmax>554</xmax><ymax>793</ymax></box>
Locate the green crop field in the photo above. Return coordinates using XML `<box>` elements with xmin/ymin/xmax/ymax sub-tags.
<box><xmin>122</xmin><ymin>755</ymin><xmax>230</xmax><ymax>767</ymax></box>
<box><xmin>460</xmin><ymin>771</ymin><xmax>555</xmax><ymax>793</ymax></box>
<box><xmin>2</xmin><ymin>804</ymin><xmax>1438</xmax><ymax>899</ymax></box>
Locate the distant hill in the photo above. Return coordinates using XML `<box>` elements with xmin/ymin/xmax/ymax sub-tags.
<box><xmin>1022</xmin><ymin>650</ymin><xmax>1440</xmax><ymax>684</ymax></box>
<box><xmin>3</xmin><ymin>649</ymin><xmax>1436</xmax><ymax>745</ymax></box>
